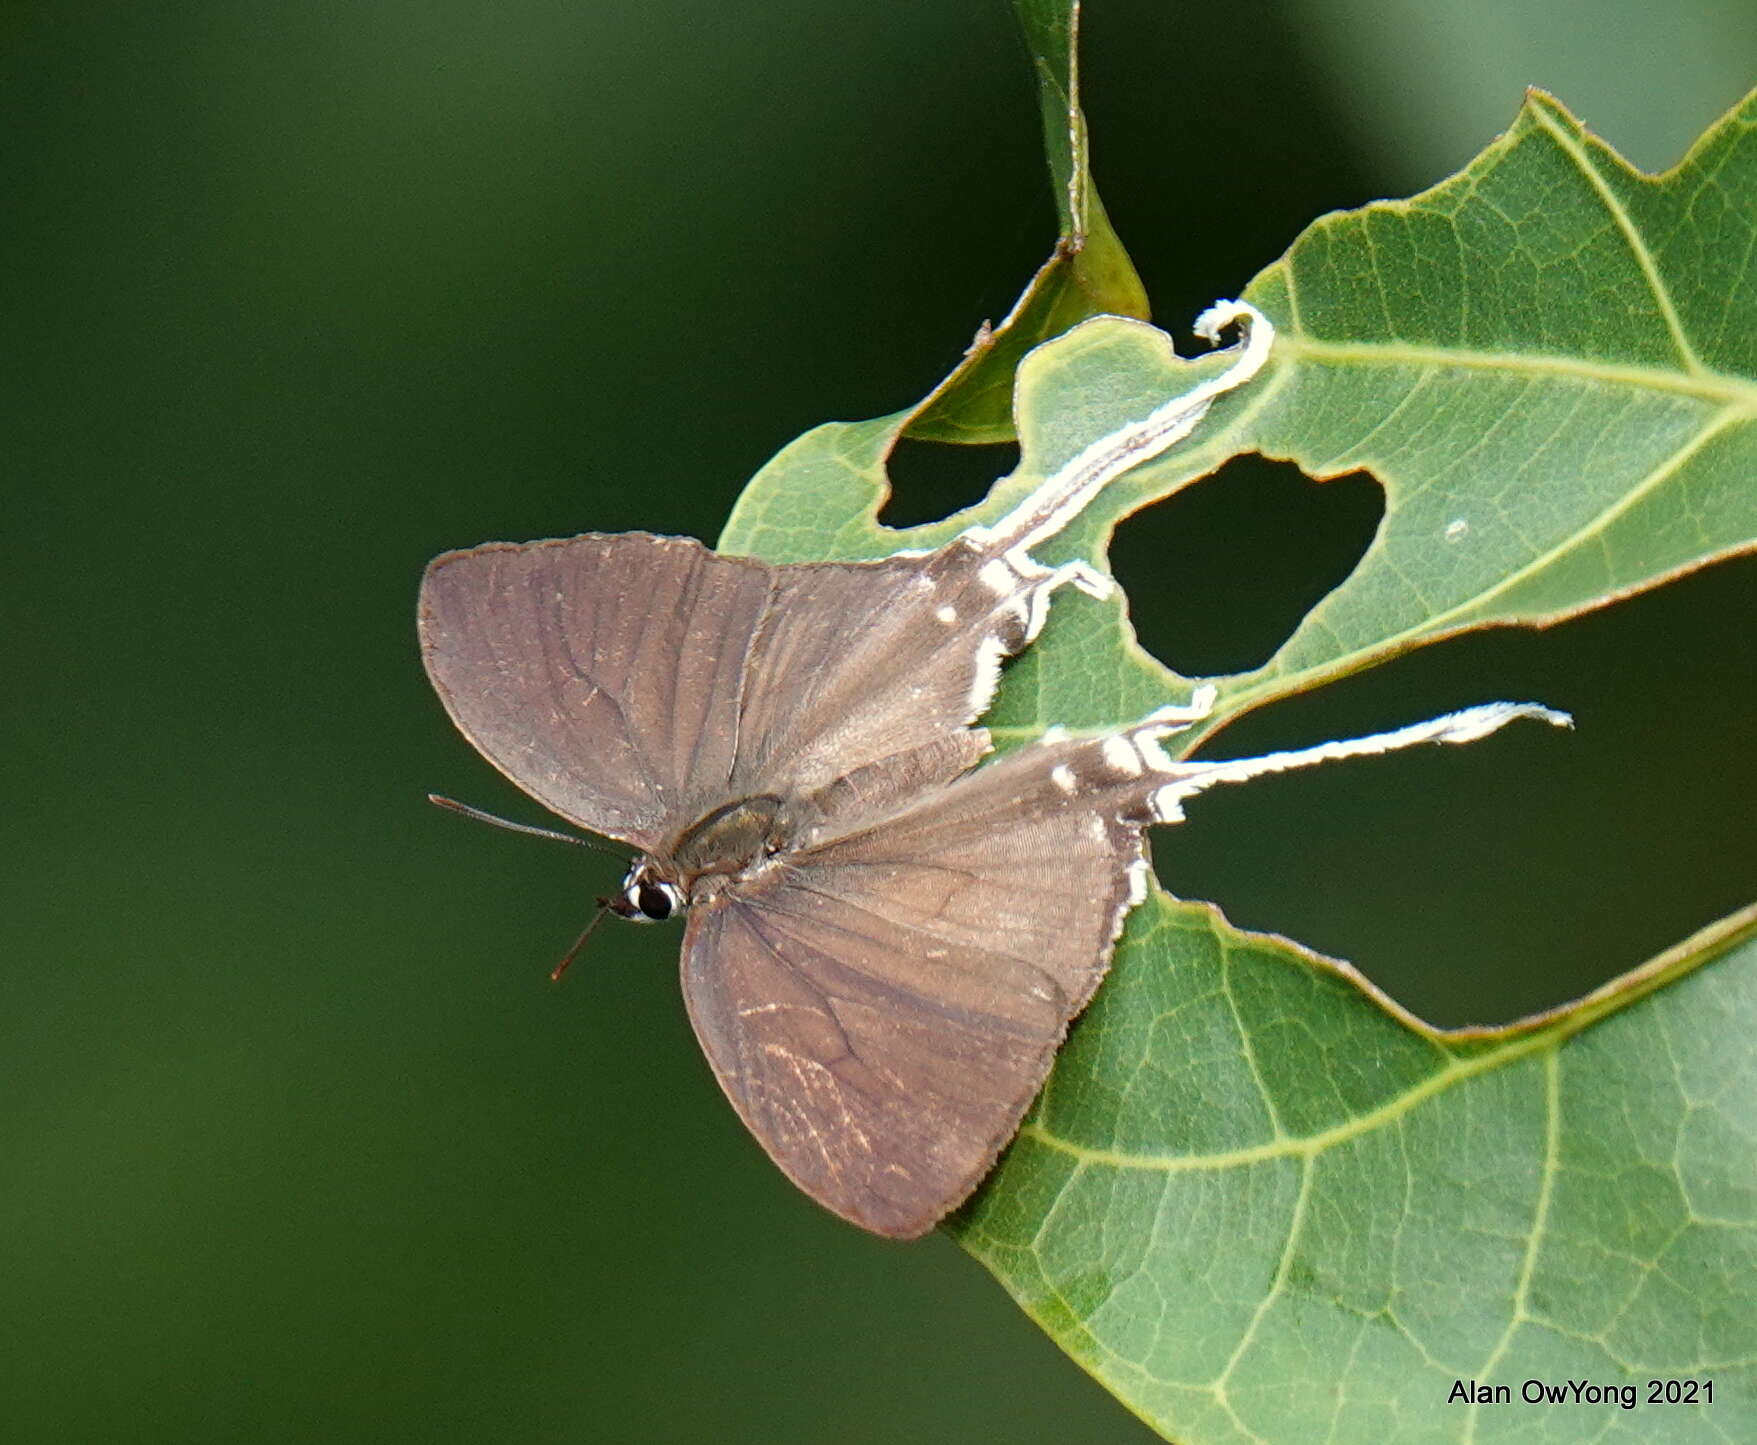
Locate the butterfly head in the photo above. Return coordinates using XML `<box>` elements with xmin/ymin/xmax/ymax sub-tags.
<box><xmin>610</xmin><ymin>861</ymin><xmax>686</xmax><ymax>923</ymax></box>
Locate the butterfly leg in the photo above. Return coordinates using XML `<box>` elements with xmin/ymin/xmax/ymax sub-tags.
<box><xmin>1005</xmin><ymin>557</ymin><xmax>1114</xmax><ymax>643</ymax></box>
<box><xmin>1043</xmin><ymin>557</ymin><xmax>1114</xmax><ymax>600</ymax></box>
<box><xmin>1138</xmin><ymin>683</ymin><xmax>1219</xmax><ymax>730</ymax></box>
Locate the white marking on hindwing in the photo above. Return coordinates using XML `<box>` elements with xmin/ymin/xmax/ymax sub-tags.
<box><xmin>1101</xmin><ymin>736</ymin><xmax>1143</xmax><ymax>776</ymax></box>
<box><xmin>964</xmin><ymin>634</ymin><xmax>1010</xmax><ymax>717</ymax></box>
<box><xmin>1134</xmin><ymin>731</ymin><xmax>1175</xmax><ymax>773</ymax></box>
<box><xmin>1124</xmin><ymin>853</ymin><xmax>1150</xmax><ymax>907</ymax></box>
<box><xmin>978</xmin><ymin>559</ymin><xmax>1016</xmax><ymax>596</ymax></box>
<box><xmin>1050</xmin><ymin>764</ymin><xmax>1077</xmax><ymax>793</ymax></box>
<box><xmin>935</xmin><ymin>604</ymin><xmax>958</xmax><ymax>624</ymax></box>
<box><xmin>1148</xmin><ymin>784</ymin><xmax>1190</xmax><ymax>824</ymax></box>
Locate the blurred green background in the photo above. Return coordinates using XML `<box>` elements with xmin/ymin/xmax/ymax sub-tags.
<box><xmin>4</xmin><ymin>2</ymin><xmax>1753</xmax><ymax>1441</ymax></box>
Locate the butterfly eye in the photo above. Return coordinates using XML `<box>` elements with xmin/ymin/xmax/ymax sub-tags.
<box><xmin>635</xmin><ymin>881</ymin><xmax>676</xmax><ymax>921</ymax></box>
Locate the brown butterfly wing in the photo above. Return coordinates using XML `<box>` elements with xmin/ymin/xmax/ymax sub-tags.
<box><xmin>679</xmin><ymin>733</ymin><xmax>1154</xmax><ymax>1237</ymax></box>
<box><xmin>722</xmin><ymin>538</ymin><xmax>1042</xmax><ymax>800</ymax></box>
<box><xmin>420</xmin><ymin>534</ymin><xmax>775</xmax><ymax>849</ymax></box>
<box><xmin>420</xmin><ymin>531</ymin><xmax>1053</xmax><ymax>848</ymax></box>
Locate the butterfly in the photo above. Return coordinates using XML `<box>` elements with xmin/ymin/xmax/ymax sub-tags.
<box><xmin>418</xmin><ymin>302</ymin><xmax>1566</xmax><ymax>1236</ymax></box>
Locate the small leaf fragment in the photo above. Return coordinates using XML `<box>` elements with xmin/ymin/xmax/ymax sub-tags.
<box><xmin>903</xmin><ymin>0</ymin><xmax>1149</xmax><ymax>445</ymax></box>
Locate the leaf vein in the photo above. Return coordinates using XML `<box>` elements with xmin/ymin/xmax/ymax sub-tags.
<box><xmin>1463</xmin><ymin>1050</ymin><xmax>1561</xmax><ymax>1442</ymax></box>
<box><xmin>1275</xmin><ymin>334</ymin><xmax>1755</xmax><ymax>408</ymax></box>
<box><xmin>1527</xmin><ymin>100</ymin><xmax>1703</xmax><ymax>375</ymax></box>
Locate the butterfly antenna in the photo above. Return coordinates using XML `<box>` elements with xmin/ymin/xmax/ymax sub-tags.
<box><xmin>549</xmin><ymin>900</ymin><xmax>613</xmax><ymax>983</ymax></box>
<box><xmin>427</xmin><ymin>794</ymin><xmax>631</xmax><ymax>861</ymax></box>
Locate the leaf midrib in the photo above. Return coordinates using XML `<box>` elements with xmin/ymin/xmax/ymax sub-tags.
<box><xmin>1274</xmin><ymin>333</ymin><xmax>1757</xmax><ymax>412</ymax></box>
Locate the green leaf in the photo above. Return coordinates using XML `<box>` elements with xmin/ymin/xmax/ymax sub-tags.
<box><xmin>720</xmin><ymin>85</ymin><xmax>1757</xmax><ymax>1444</ymax></box>
<box><xmin>1223</xmin><ymin>87</ymin><xmax>1757</xmax><ymax>725</ymax></box>
<box><xmin>957</xmin><ymin>900</ymin><xmax>1757</xmax><ymax>1442</ymax></box>
<box><xmin>902</xmin><ymin>0</ymin><xmax>1148</xmax><ymax>444</ymax></box>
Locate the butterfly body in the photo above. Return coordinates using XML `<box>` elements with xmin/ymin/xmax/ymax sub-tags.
<box><xmin>614</xmin><ymin>794</ymin><xmax>789</xmax><ymax>921</ymax></box>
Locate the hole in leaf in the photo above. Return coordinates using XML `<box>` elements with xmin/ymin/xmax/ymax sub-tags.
<box><xmin>1107</xmin><ymin>455</ymin><xmax>1382</xmax><ymax>677</ymax></box>
<box><xmin>1151</xmin><ymin>555</ymin><xmax>1757</xmax><ymax>1028</ymax></box>
<box><xmin>880</xmin><ymin>436</ymin><xmax>1020</xmax><ymax>528</ymax></box>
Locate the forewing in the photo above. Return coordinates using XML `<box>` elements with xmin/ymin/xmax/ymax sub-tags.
<box><xmin>422</xmin><ymin>528</ymin><xmax>1063</xmax><ymax>847</ymax></box>
<box><xmin>680</xmin><ymin>733</ymin><xmax>1153</xmax><ymax>1237</ymax></box>
<box><xmin>725</xmin><ymin>539</ymin><xmax>1047</xmax><ymax>800</ymax></box>
<box><xmin>419</xmin><ymin>533</ymin><xmax>775</xmax><ymax>848</ymax></box>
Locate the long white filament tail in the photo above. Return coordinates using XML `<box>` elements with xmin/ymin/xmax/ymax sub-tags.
<box><xmin>966</xmin><ymin>299</ymin><xmax>1274</xmax><ymax>565</ymax></box>
<box><xmin>1140</xmin><ymin>702</ymin><xmax>1574</xmax><ymax>823</ymax></box>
